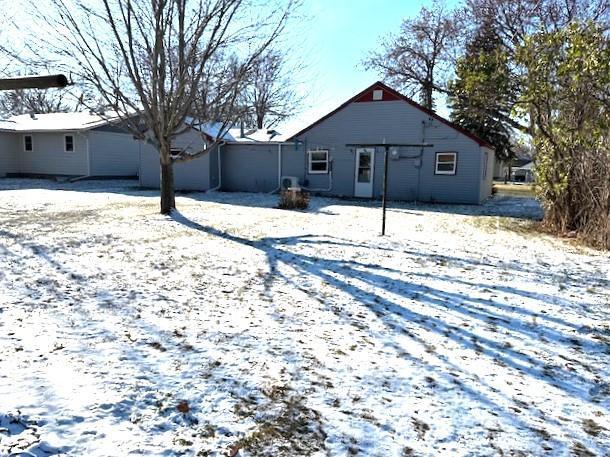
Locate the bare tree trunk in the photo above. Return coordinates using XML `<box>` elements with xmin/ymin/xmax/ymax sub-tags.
<box><xmin>159</xmin><ymin>144</ymin><xmax>175</xmax><ymax>215</ymax></box>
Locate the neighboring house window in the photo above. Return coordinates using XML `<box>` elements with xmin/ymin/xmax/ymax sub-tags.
<box><xmin>64</xmin><ymin>135</ymin><xmax>74</xmax><ymax>152</ymax></box>
<box><xmin>482</xmin><ymin>151</ymin><xmax>488</xmax><ymax>179</ymax></box>
<box><xmin>23</xmin><ymin>135</ymin><xmax>33</xmax><ymax>152</ymax></box>
<box><xmin>308</xmin><ymin>149</ymin><xmax>329</xmax><ymax>174</ymax></box>
<box><xmin>435</xmin><ymin>152</ymin><xmax>457</xmax><ymax>175</ymax></box>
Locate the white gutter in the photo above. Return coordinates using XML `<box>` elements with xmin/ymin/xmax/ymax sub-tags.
<box><xmin>70</xmin><ymin>131</ymin><xmax>92</xmax><ymax>182</ymax></box>
<box><xmin>208</xmin><ymin>142</ymin><xmax>224</xmax><ymax>191</ymax></box>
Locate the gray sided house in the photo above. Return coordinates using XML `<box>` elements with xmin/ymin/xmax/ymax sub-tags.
<box><xmin>0</xmin><ymin>113</ymin><xmax>141</xmax><ymax>178</ymax></box>
<box><xmin>287</xmin><ymin>82</ymin><xmax>495</xmax><ymax>204</ymax></box>
<box><xmin>142</xmin><ymin>81</ymin><xmax>495</xmax><ymax>204</ymax></box>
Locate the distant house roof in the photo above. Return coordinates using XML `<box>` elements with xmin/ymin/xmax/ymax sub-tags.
<box><xmin>513</xmin><ymin>160</ymin><xmax>534</xmax><ymax>170</ymax></box>
<box><xmin>512</xmin><ymin>158</ymin><xmax>533</xmax><ymax>168</ymax></box>
<box><xmin>0</xmin><ymin>112</ymin><xmax>123</xmax><ymax>132</ymax></box>
<box><xmin>287</xmin><ymin>81</ymin><xmax>494</xmax><ymax>149</ymax></box>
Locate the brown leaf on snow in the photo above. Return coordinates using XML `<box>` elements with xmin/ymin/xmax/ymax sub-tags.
<box><xmin>176</xmin><ymin>400</ymin><xmax>190</xmax><ymax>414</ymax></box>
<box><xmin>226</xmin><ymin>444</ymin><xmax>240</xmax><ymax>457</ymax></box>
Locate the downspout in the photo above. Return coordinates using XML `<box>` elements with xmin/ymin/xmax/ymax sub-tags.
<box><xmin>416</xmin><ymin>120</ymin><xmax>426</xmax><ymax>202</ymax></box>
<box><xmin>69</xmin><ymin>130</ymin><xmax>92</xmax><ymax>182</ymax></box>
<box><xmin>86</xmin><ymin>133</ymin><xmax>91</xmax><ymax>176</ymax></box>
<box><xmin>208</xmin><ymin>142</ymin><xmax>224</xmax><ymax>191</ymax></box>
<box><xmin>138</xmin><ymin>139</ymin><xmax>142</xmax><ymax>187</ymax></box>
<box><xmin>269</xmin><ymin>142</ymin><xmax>283</xmax><ymax>194</ymax></box>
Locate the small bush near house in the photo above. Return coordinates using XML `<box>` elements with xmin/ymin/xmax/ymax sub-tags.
<box><xmin>278</xmin><ymin>189</ymin><xmax>309</xmax><ymax>210</ymax></box>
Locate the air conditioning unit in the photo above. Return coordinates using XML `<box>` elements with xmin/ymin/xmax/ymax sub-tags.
<box><xmin>281</xmin><ymin>176</ymin><xmax>300</xmax><ymax>190</ymax></box>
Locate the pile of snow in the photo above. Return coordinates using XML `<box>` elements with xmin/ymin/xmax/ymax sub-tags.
<box><xmin>0</xmin><ymin>179</ymin><xmax>608</xmax><ymax>456</ymax></box>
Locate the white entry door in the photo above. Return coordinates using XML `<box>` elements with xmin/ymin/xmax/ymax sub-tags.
<box><xmin>354</xmin><ymin>147</ymin><xmax>375</xmax><ymax>198</ymax></box>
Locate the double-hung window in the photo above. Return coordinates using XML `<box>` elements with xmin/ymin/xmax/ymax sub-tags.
<box><xmin>435</xmin><ymin>152</ymin><xmax>457</xmax><ymax>175</ymax></box>
<box><xmin>308</xmin><ymin>149</ymin><xmax>329</xmax><ymax>174</ymax></box>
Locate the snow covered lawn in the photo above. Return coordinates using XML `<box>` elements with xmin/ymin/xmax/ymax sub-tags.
<box><xmin>0</xmin><ymin>179</ymin><xmax>608</xmax><ymax>457</ymax></box>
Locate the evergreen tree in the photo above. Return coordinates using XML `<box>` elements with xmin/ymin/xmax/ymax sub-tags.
<box><xmin>448</xmin><ymin>19</ymin><xmax>517</xmax><ymax>163</ymax></box>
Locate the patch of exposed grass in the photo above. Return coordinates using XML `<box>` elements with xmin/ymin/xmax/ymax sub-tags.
<box><xmin>582</xmin><ymin>418</ymin><xmax>606</xmax><ymax>437</ymax></box>
<box><xmin>493</xmin><ymin>183</ymin><xmax>535</xmax><ymax>197</ymax></box>
<box><xmin>412</xmin><ymin>417</ymin><xmax>430</xmax><ymax>440</ymax></box>
<box><xmin>232</xmin><ymin>388</ymin><xmax>326</xmax><ymax>457</ymax></box>
<box><xmin>472</xmin><ymin>216</ymin><xmax>541</xmax><ymax>238</ymax></box>
<box><xmin>571</xmin><ymin>441</ymin><xmax>596</xmax><ymax>457</ymax></box>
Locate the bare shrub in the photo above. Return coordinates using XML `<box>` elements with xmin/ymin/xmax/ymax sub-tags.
<box><xmin>278</xmin><ymin>189</ymin><xmax>309</xmax><ymax>210</ymax></box>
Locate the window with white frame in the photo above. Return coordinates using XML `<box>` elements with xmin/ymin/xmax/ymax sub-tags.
<box><xmin>23</xmin><ymin>135</ymin><xmax>33</xmax><ymax>152</ymax></box>
<box><xmin>308</xmin><ymin>149</ymin><xmax>329</xmax><ymax>174</ymax></box>
<box><xmin>64</xmin><ymin>135</ymin><xmax>74</xmax><ymax>152</ymax></box>
<box><xmin>435</xmin><ymin>152</ymin><xmax>457</xmax><ymax>175</ymax></box>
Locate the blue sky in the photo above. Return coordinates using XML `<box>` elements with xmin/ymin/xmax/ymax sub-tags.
<box><xmin>280</xmin><ymin>0</ymin><xmax>452</xmax><ymax>135</ymax></box>
<box><xmin>4</xmin><ymin>0</ymin><xmax>455</xmax><ymax>132</ymax></box>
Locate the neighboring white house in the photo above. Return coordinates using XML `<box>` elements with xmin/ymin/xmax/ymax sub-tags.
<box><xmin>0</xmin><ymin>112</ymin><xmax>142</xmax><ymax>178</ymax></box>
<box><xmin>511</xmin><ymin>160</ymin><xmax>535</xmax><ymax>182</ymax></box>
<box><xmin>494</xmin><ymin>158</ymin><xmax>535</xmax><ymax>183</ymax></box>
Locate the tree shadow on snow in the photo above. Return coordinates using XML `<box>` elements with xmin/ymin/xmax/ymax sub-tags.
<box><xmin>171</xmin><ymin>211</ymin><xmax>606</xmax><ymax>407</ymax></box>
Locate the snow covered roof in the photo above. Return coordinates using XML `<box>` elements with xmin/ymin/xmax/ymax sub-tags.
<box><xmin>183</xmin><ymin>117</ymin><xmax>287</xmax><ymax>143</ymax></box>
<box><xmin>226</xmin><ymin>128</ymin><xmax>287</xmax><ymax>143</ymax></box>
<box><xmin>0</xmin><ymin>112</ymin><xmax>123</xmax><ymax>132</ymax></box>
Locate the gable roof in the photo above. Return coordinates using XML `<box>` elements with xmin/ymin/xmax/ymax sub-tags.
<box><xmin>288</xmin><ymin>81</ymin><xmax>493</xmax><ymax>149</ymax></box>
<box><xmin>0</xmin><ymin>112</ymin><xmax>124</xmax><ymax>132</ymax></box>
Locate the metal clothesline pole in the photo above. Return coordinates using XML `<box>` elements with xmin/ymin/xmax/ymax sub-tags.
<box><xmin>346</xmin><ymin>142</ymin><xmax>434</xmax><ymax>236</ymax></box>
<box><xmin>381</xmin><ymin>145</ymin><xmax>389</xmax><ymax>235</ymax></box>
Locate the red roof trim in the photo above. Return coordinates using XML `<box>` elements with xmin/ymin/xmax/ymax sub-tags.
<box><xmin>288</xmin><ymin>81</ymin><xmax>494</xmax><ymax>149</ymax></box>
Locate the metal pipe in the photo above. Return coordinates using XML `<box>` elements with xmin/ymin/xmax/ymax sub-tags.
<box><xmin>208</xmin><ymin>142</ymin><xmax>223</xmax><ymax>191</ymax></box>
<box><xmin>0</xmin><ymin>74</ymin><xmax>70</xmax><ymax>91</ymax></box>
<box><xmin>381</xmin><ymin>146</ymin><xmax>389</xmax><ymax>236</ymax></box>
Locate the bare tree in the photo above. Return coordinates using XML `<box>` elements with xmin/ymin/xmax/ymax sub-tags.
<box><xmin>241</xmin><ymin>49</ymin><xmax>302</xmax><ymax>129</ymax></box>
<box><xmin>466</xmin><ymin>0</ymin><xmax>609</xmax><ymax>52</ymax></box>
<box><xmin>364</xmin><ymin>0</ymin><xmax>460</xmax><ymax>110</ymax></box>
<box><xmin>33</xmin><ymin>0</ymin><xmax>295</xmax><ymax>214</ymax></box>
<box><xmin>0</xmin><ymin>88</ymin><xmax>79</xmax><ymax>116</ymax></box>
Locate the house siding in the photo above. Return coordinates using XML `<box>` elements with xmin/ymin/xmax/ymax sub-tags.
<box><xmin>294</xmin><ymin>100</ymin><xmax>485</xmax><ymax>203</ymax></box>
<box><xmin>16</xmin><ymin>132</ymin><xmax>88</xmax><ymax>176</ymax></box>
<box><xmin>221</xmin><ymin>144</ymin><xmax>280</xmax><ymax>193</ymax></box>
<box><xmin>139</xmin><ymin>129</ymin><xmax>210</xmax><ymax>190</ymax></box>
<box><xmin>88</xmin><ymin>131</ymin><xmax>140</xmax><ymax>176</ymax></box>
<box><xmin>220</xmin><ymin>143</ymin><xmax>340</xmax><ymax>194</ymax></box>
<box><xmin>0</xmin><ymin>132</ymin><xmax>18</xmax><ymax>177</ymax></box>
